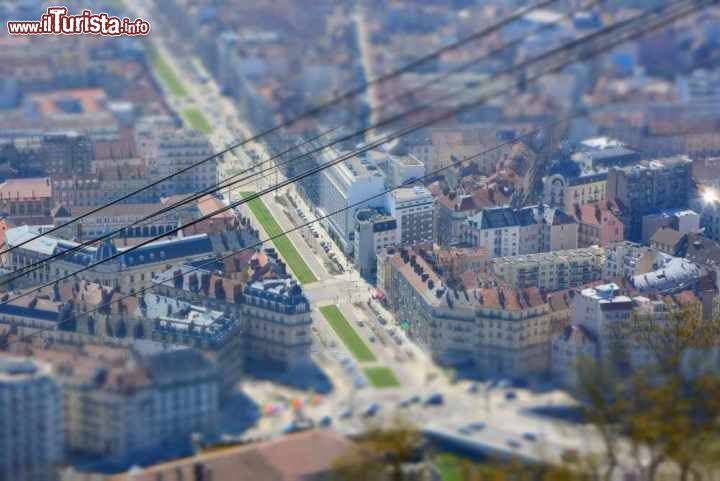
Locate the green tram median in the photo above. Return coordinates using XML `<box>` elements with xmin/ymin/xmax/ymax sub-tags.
<box><xmin>241</xmin><ymin>192</ymin><xmax>318</xmax><ymax>285</ymax></box>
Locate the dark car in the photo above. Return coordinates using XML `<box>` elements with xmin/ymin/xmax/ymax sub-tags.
<box><xmin>424</xmin><ymin>393</ymin><xmax>444</xmax><ymax>406</ymax></box>
<box><xmin>364</xmin><ymin>403</ymin><xmax>381</xmax><ymax>417</ymax></box>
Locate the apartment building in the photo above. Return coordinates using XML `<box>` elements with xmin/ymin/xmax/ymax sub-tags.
<box><xmin>52</xmin><ymin>203</ymin><xmax>180</xmax><ymax>240</ymax></box>
<box><xmin>543</xmin><ymin>138</ymin><xmax>640</xmax><ymax>213</ymax></box>
<box><xmin>607</xmin><ymin>156</ymin><xmax>693</xmax><ymax>241</ymax></box>
<box><xmin>573</xmin><ymin>202</ymin><xmax>624</xmax><ymax>247</ymax></box>
<box><xmin>144</xmin><ymin>129</ymin><xmax>219</xmax><ymax>197</ymax></box>
<box><xmin>40</xmin><ymin>130</ymin><xmax>94</xmax><ymax>175</ymax></box>
<box><xmin>242</xmin><ymin>278</ymin><xmax>313</xmax><ymax>368</ymax></box>
<box><xmin>2</xmin><ymin>225</ymin><xmax>251</xmax><ymax>292</ymax></box>
<box><xmin>386</xmin><ymin>186</ymin><xmax>434</xmax><ymax>247</ymax></box>
<box><xmin>153</xmin><ymin>267</ymin><xmax>313</xmax><ymax>370</ymax></box>
<box><xmin>379</xmin><ymin>248</ymin><xmax>571</xmax><ymax>378</ymax></box>
<box><xmin>603</xmin><ymin>241</ymin><xmax>657</xmax><ymax>279</ymax></box>
<box><xmin>36</xmin><ymin>345</ymin><xmax>219</xmax><ymax>468</ymax></box>
<box><xmin>552</xmin><ymin>283</ymin><xmax>699</xmax><ymax>384</ymax></box>
<box><xmin>491</xmin><ymin>246</ymin><xmax>605</xmax><ymax>291</ymax></box>
<box><xmin>353</xmin><ymin>208</ymin><xmax>398</xmax><ymax>281</ymax></box>
<box><xmin>0</xmin><ymin>177</ymin><xmax>53</xmax><ymax>225</ymax></box>
<box><xmin>0</xmin><ymin>356</ymin><xmax>63</xmax><ymax>481</ymax></box>
<box><xmin>544</xmin><ymin>171</ymin><xmax>608</xmax><ymax>213</ymax></box>
<box><xmin>434</xmin><ymin>192</ymin><xmax>478</xmax><ymax>246</ymax></box>
<box><xmin>464</xmin><ymin>205</ymin><xmax>578</xmax><ymax>258</ymax></box>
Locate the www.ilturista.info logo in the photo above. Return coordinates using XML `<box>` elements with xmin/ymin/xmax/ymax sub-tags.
<box><xmin>7</xmin><ymin>6</ymin><xmax>150</xmax><ymax>36</ymax></box>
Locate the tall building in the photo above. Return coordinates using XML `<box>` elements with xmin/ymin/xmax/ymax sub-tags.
<box><xmin>0</xmin><ymin>356</ymin><xmax>64</xmax><ymax>481</ymax></box>
<box><xmin>386</xmin><ymin>186</ymin><xmax>434</xmax><ymax>247</ymax></box>
<box><xmin>242</xmin><ymin>278</ymin><xmax>313</xmax><ymax>368</ymax></box>
<box><xmin>353</xmin><ymin>208</ymin><xmax>397</xmax><ymax>282</ymax></box>
<box><xmin>40</xmin><ymin>131</ymin><xmax>94</xmax><ymax>175</ymax></box>
<box><xmin>317</xmin><ymin>149</ymin><xmax>386</xmax><ymax>253</ymax></box>
<box><xmin>607</xmin><ymin>156</ymin><xmax>693</xmax><ymax>241</ymax></box>
<box><xmin>146</xmin><ymin>129</ymin><xmax>218</xmax><ymax>197</ymax></box>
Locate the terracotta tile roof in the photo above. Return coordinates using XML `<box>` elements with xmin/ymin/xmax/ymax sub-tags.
<box><xmin>108</xmin><ymin>430</ymin><xmax>353</xmax><ymax>481</ymax></box>
<box><xmin>0</xmin><ymin>177</ymin><xmax>52</xmax><ymax>199</ymax></box>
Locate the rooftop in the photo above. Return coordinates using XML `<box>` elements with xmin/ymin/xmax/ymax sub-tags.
<box><xmin>107</xmin><ymin>430</ymin><xmax>353</xmax><ymax>481</ymax></box>
<box><xmin>0</xmin><ymin>177</ymin><xmax>52</xmax><ymax>200</ymax></box>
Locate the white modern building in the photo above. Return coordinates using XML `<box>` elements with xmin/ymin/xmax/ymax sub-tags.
<box><xmin>0</xmin><ymin>356</ymin><xmax>63</xmax><ymax>481</ymax></box>
<box><xmin>353</xmin><ymin>208</ymin><xmax>398</xmax><ymax>281</ymax></box>
<box><xmin>317</xmin><ymin>149</ymin><xmax>386</xmax><ymax>254</ymax></box>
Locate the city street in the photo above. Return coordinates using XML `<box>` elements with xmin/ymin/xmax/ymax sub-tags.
<box><xmin>127</xmin><ymin>0</ymin><xmax>612</xmax><ymax>466</ymax></box>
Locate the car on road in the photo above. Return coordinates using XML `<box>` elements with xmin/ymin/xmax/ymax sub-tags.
<box><xmin>282</xmin><ymin>420</ymin><xmax>314</xmax><ymax>434</ymax></box>
<box><xmin>497</xmin><ymin>379</ymin><xmax>512</xmax><ymax>389</ymax></box>
<box><xmin>522</xmin><ymin>433</ymin><xmax>537</xmax><ymax>442</ymax></box>
<box><xmin>368</xmin><ymin>335</ymin><xmax>376</xmax><ymax>343</ymax></box>
<box><xmin>398</xmin><ymin>395</ymin><xmax>421</xmax><ymax>408</ymax></box>
<box><xmin>468</xmin><ymin>383</ymin><xmax>479</xmax><ymax>393</ymax></box>
<box><xmin>340</xmin><ymin>409</ymin><xmax>353</xmax><ymax>419</ymax></box>
<box><xmin>458</xmin><ymin>427</ymin><xmax>472</xmax><ymax>435</ymax></box>
<box><xmin>507</xmin><ymin>439</ymin><xmax>521</xmax><ymax>449</ymax></box>
<box><xmin>505</xmin><ymin>391</ymin><xmax>517</xmax><ymax>400</ymax></box>
<box><xmin>468</xmin><ymin>421</ymin><xmax>486</xmax><ymax>431</ymax></box>
<box><xmin>378</xmin><ymin>317</ymin><xmax>387</xmax><ymax>325</ymax></box>
<box><xmin>424</xmin><ymin>393</ymin><xmax>444</xmax><ymax>406</ymax></box>
<box><xmin>354</xmin><ymin>376</ymin><xmax>367</xmax><ymax>389</ymax></box>
<box><xmin>363</xmin><ymin>403</ymin><xmax>381</xmax><ymax>418</ymax></box>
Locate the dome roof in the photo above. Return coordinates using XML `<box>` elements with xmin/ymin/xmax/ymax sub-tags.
<box><xmin>95</xmin><ymin>240</ymin><xmax>118</xmax><ymax>261</ymax></box>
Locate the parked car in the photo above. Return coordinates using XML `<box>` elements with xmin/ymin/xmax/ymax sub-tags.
<box><xmin>424</xmin><ymin>393</ymin><xmax>444</xmax><ymax>406</ymax></box>
<box><xmin>319</xmin><ymin>416</ymin><xmax>333</xmax><ymax>427</ymax></box>
<box><xmin>507</xmin><ymin>439</ymin><xmax>521</xmax><ymax>449</ymax></box>
<box><xmin>523</xmin><ymin>433</ymin><xmax>537</xmax><ymax>442</ymax></box>
<box><xmin>468</xmin><ymin>421</ymin><xmax>486</xmax><ymax>431</ymax></box>
<box><xmin>364</xmin><ymin>403</ymin><xmax>381</xmax><ymax>417</ymax></box>
<box><xmin>505</xmin><ymin>391</ymin><xmax>517</xmax><ymax>400</ymax></box>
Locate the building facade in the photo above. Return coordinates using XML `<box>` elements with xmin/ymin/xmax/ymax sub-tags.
<box><xmin>386</xmin><ymin>186</ymin><xmax>434</xmax><ymax>247</ymax></box>
<box><xmin>492</xmin><ymin>246</ymin><xmax>605</xmax><ymax>291</ymax></box>
<box><xmin>464</xmin><ymin>205</ymin><xmax>578</xmax><ymax>258</ymax></box>
<box><xmin>0</xmin><ymin>356</ymin><xmax>63</xmax><ymax>481</ymax></box>
<box><xmin>607</xmin><ymin>156</ymin><xmax>693</xmax><ymax>241</ymax></box>
<box><xmin>353</xmin><ymin>208</ymin><xmax>398</xmax><ymax>281</ymax></box>
<box><xmin>145</xmin><ymin>129</ymin><xmax>219</xmax><ymax>197</ymax></box>
<box><xmin>379</xmin><ymin>249</ymin><xmax>569</xmax><ymax>378</ymax></box>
